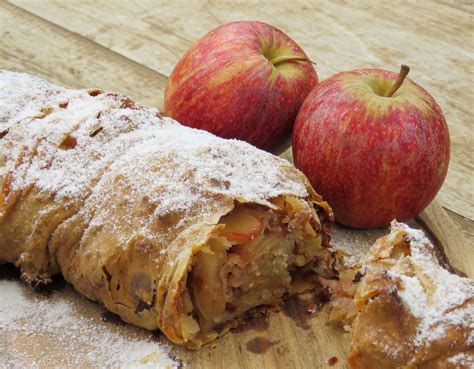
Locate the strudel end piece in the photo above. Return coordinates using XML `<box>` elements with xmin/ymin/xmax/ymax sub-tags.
<box><xmin>329</xmin><ymin>222</ymin><xmax>474</xmax><ymax>369</ymax></box>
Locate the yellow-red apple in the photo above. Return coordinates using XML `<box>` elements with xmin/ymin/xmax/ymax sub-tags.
<box><xmin>293</xmin><ymin>66</ymin><xmax>450</xmax><ymax>228</ymax></box>
<box><xmin>219</xmin><ymin>207</ymin><xmax>263</xmax><ymax>244</ymax></box>
<box><xmin>164</xmin><ymin>21</ymin><xmax>317</xmax><ymax>150</ymax></box>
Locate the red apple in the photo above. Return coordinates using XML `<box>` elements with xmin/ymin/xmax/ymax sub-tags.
<box><xmin>293</xmin><ymin>65</ymin><xmax>450</xmax><ymax>228</ymax></box>
<box><xmin>164</xmin><ymin>21</ymin><xmax>317</xmax><ymax>150</ymax></box>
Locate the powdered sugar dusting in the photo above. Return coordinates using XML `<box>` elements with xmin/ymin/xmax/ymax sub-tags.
<box><xmin>1</xmin><ymin>70</ymin><xmax>308</xmax><ymax>233</ymax></box>
<box><xmin>331</xmin><ymin>224</ymin><xmax>388</xmax><ymax>266</ymax></box>
<box><xmin>0</xmin><ymin>277</ymin><xmax>179</xmax><ymax>368</ymax></box>
<box><xmin>388</xmin><ymin>222</ymin><xmax>474</xmax><ymax>347</ymax></box>
<box><xmin>1</xmin><ymin>71</ymin><xmax>173</xmax><ymax>204</ymax></box>
<box><xmin>448</xmin><ymin>352</ymin><xmax>474</xmax><ymax>367</ymax></box>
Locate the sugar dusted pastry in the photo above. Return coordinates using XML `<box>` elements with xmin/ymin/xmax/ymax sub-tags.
<box><xmin>329</xmin><ymin>222</ymin><xmax>474</xmax><ymax>369</ymax></box>
<box><xmin>0</xmin><ymin>71</ymin><xmax>335</xmax><ymax>348</ymax></box>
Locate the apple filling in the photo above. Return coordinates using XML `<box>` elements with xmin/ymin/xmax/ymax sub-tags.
<box><xmin>179</xmin><ymin>195</ymin><xmax>334</xmax><ymax>343</ymax></box>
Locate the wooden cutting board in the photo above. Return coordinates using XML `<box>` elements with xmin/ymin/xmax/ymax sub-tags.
<box><xmin>1</xmin><ymin>186</ymin><xmax>471</xmax><ymax>369</ymax></box>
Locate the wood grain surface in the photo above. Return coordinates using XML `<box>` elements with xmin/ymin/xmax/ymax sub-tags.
<box><xmin>417</xmin><ymin>200</ymin><xmax>473</xmax><ymax>278</ymax></box>
<box><xmin>0</xmin><ymin>1</ymin><xmax>473</xmax><ymax>368</ymax></box>
<box><xmin>0</xmin><ymin>2</ymin><xmax>167</xmax><ymax>108</ymax></box>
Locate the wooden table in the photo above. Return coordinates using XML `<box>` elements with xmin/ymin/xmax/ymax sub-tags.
<box><xmin>1</xmin><ymin>1</ymin><xmax>473</xmax><ymax>367</ymax></box>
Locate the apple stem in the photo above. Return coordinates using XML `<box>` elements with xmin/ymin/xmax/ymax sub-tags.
<box><xmin>270</xmin><ymin>55</ymin><xmax>315</xmax><ymax>66</ymax></box>
<box><xmin>386</xmin><ymin>64</ymin><xmax>410</xmax><ymax>97</ymax></box>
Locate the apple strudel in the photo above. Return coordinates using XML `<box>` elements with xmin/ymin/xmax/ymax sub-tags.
<box><xmin>0</xmin><ymin>71</ymin><xmax>336</xmax><ymax>348</ymax></box>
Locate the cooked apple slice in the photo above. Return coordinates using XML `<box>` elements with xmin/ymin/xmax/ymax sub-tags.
<box><xmin>219</xmin><ymin>207</ymin><xmax>264</xmax><ymax>244</ymax></box>
<box><xmin>192</xmin><ymin>238</ymin><xmax>228</xmax><ymax>325</ymax></box>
